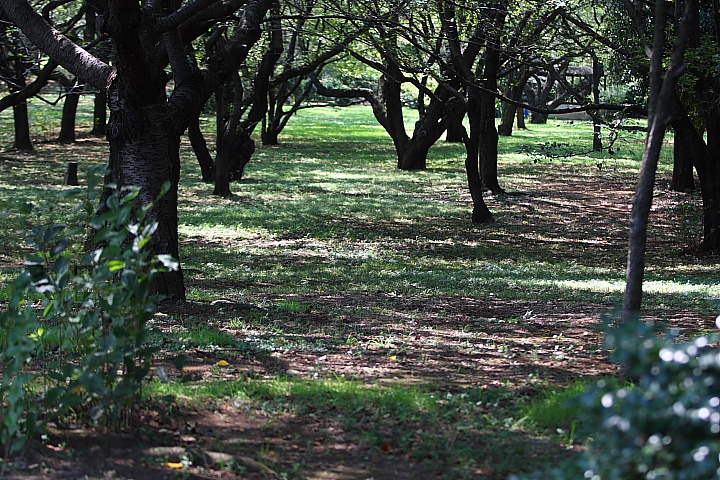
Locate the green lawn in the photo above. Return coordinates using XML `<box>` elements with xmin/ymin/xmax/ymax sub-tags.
<box><xmin>0</xmin><ymin>99</ymin><xmax>716</xmax><ymax>479</ymax></box>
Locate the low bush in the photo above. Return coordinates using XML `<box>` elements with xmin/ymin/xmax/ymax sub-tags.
<box><xmin>0</xmin><ymin>177</ymin><xmax>176</xmax><ymax>457</ymax></box>
<box><xmin>515</xmin><ymin>316</ymin><xmax>720</xmax><ymax>480</ymax></box>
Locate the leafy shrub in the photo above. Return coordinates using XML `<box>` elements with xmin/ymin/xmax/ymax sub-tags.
<box><xmin>514</xmin><ymin>316</ymin><xmax>720</xmax><ymax>480</ymax></box>
<box><xmin>0</xmin><ymin>177</ymin><xmax>177</xmax><ymax>457</ymax></box>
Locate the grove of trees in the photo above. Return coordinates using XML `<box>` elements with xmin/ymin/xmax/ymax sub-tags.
<box><xmin>0</xmin><ymin>0</ymin><xmax>715</xmax><ymax>316</ymax></box>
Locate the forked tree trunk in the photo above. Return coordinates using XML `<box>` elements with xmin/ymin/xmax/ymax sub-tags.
<box><xmin>464</xmin><ymin>93</ymin><xmax>493</xmax><ymax>224</ymax></box>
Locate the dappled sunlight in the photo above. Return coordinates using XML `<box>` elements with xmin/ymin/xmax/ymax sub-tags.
<box><xmin>0</xmin><ymin>103</ymin><xmax>714</xmax><ymax>479</ymax></box>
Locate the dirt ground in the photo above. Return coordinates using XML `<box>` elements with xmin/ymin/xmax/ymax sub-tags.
<box><xmin>2</xmin><ymin>164</ymin><xmax>717</xmax><ymax>479</ymax></box>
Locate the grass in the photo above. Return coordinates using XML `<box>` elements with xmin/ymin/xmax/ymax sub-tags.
<box><xmin>149</xmin><ymin>375</ymin><xmax>573</xmax><ymax>477</ymax></box>
<box><xmin>0</xmin><ymin>97</ymin><xmax>717</xmax><ymax>478</ymax></box>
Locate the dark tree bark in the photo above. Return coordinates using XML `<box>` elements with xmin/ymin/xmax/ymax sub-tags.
<box><xmin>90</xmin><ymin>89</ymin><xmax>107</xmax><ymax>136</ymax></box>
<box><xmin>445</xmin><ymin>120</ymin><xmax>465</xmax><ymax>143</ymax></box>
<box><xmin>670</xmin><ymin>129</ymin><xmax>696</xmax><ymax>192</ymax></box>
<box><xmin>591</xmin><ymin>57</ymin><xmax>604</xmax><ymax>152</ymax></box>
<box><xmin>695</xmin><ymin>103</ymin><xmax>720</xmax><ymax>252</ymax></box>
<box><xmin>527</xmin><ymin>63</ymin><xmax>570</xmax><ymax>124</ymax></box>
<box><xmin>499</xmin><ymin>69</ymin><xmax>530</xmax><ymax>137</ymax></box>
<box><xmin>479</xmin><ymin>2</ymin><xmax>508</xmax><ymax>195</ymax></box>
<box><xmin>12</xmin><ymin>97</ymin><xmax>33</xmax><ymax>151</ymax></box>
<box><xmin>85</xmin><ymin>9</ymin><xmax>107</xmax><ymax>137</ymax></box>
<box><xmin>188</xmin><ymin>116</ymin><xmax>215</xmax><ymax>182</ymax></box>
<box><xmin>516</xmin><ymin>107</ymin><xmax>527</xmax><ymax>130</ymax></box>
<box><xmin>624</xmin><ymin>0</ymin><xmax>696</xmax><ymax>320</ymax></box>
<box><xmin>464</xmin><ymin>93</ymin><xmax>493</xmax><ymax>224</ymax></box>
<box><xmin>58</xmin><ymin>88</ymin><xmax>80</xmax><ymax>143</ymax></box>
<box><xmin>212</xmin><ymin>131</ymin><xmax>255</xmax><ymax>197</ymax></box>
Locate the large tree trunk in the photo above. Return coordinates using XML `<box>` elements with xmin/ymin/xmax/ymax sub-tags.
<box><xmin>670</xmin><ymin>129</ymin><xmax>696</xmax><ymax>192</ymax></box>
<box><xmin>465</xmin><ymin>93</ymin><xmax>493</xmax><ymax>223</ymax></box>
<box><xmin>479</xmin><ymin>5</ymin><xmax>506</xmax><ymax>195</ymax></box>
<box><xmin>12</xmin><ymin>99</ymin><xmax>33</xmax><ymax>151</ymax></box>
<box><xmin>696</xmin><ymin>107</ymin><xmax>720</xmax><ymax>252</ymax></box>
<box><xmin>106</xmin><ymin>83</ymin><xmax>186</xmax><ymax>300</ymax></box>
<box><xmin>58</xmin><ymin>88</ymin><xmax>79</xmax><ymax>143</ymax></box>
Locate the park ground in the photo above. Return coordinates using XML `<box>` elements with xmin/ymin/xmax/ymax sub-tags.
<box><xmin>0</xmin><ymin>106</ymin><xmax>718</xmax><ymax>479</ymax></box>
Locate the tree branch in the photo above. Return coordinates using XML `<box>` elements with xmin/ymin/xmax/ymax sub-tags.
<box><xmin>0</xmin><ymin>0</ymin><xmax>114</xmax><ymax>90</ymax></box>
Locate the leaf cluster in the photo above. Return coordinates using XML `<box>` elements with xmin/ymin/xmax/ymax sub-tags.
<box><xmin>514</xmin><ymin>316</ymin><xmax>720</xmax><ymax>480</ymax></box>
<box><xmin>0</xmin><ymin>171</ymin><xmax>176</xmax><ymax>458</ymax></box>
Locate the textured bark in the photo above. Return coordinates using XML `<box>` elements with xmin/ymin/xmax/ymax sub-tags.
<box><xmin>106</xmin><ymin>84</ymin><xmax>185</xmax><ymax>300</ymax></box>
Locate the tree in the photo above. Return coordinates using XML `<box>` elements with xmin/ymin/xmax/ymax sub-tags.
<box><xmin>603</xmin><ymin>0</ymin><xmax>720</xmax><ymax>253</ymax></box>
<box><xmin>0</xmin><ymin>17</ymin><xmax>39</xmax><ymax>150</ymax></box>
<box><xmin>624</xmin><ymin>0</ymin><xmax>696</xmax><ymax>319</ymax></box>
<box><xmin>1</xmin><ymin>0</ymin><xmax>274</xmax><ymax>299</ymax></box>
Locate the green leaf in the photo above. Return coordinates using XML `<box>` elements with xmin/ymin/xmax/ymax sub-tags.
<box><xmin>50</xmin><ymin>237</ymin><xmax>71</xmax><ymax>258</ymax></box>
<box><xmin>44</xmin><ymin>224</ymin><xmax>67</xmax><ymax>243</ymax></box>
<box><xmin>121</xmin><ymin>269</ymin><xmax>138</xmax><ymax>290</ymax></box>
<box><xmin>107</xmin><ymin>260</ymin><xmax>125</xmax><ymax>272</ymax></box>
<box><xmin>28</xmin><ymin>327</ymin><xmax>45</xmax><ymax>341</ymax></box>
<box><xmin>121</xmin><ymin>187</ymin><xmax>140</xmax><ymax>203</ymax></box>
<box><xmin>18</xmin><ymin>202</ymin><xmax>33</xmax><ymax>214</ymax></box>
<box><xmin>24</xmin><ymin>255</ymin><xmax>46</xmax><ymax>267</ymax></box>
<box><xmin>53</xmin><ymin>255</ymin><xmax>71</xmax><ymax>275</ymax></box>
<box><xmin>42</xmin><ymin>300</ymin><xmax>55</xmax><ymax>318</ymax></box>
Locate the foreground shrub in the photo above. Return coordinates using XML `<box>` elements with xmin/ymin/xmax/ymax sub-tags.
<box><xmin>0</xmin><ymin>181</ymin><xmax>176</xmax><ymax>457</ymax></box>
<box><xmin>514</xmin><ymin>316</ymin><xmax>720</xmax><ymax>480</ymax></box>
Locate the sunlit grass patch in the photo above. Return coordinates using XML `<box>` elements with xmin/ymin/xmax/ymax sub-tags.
<box><xmin>147</xmin><ymin>376</ymin><xmax>569</xmax><ymax>477</ymax></box>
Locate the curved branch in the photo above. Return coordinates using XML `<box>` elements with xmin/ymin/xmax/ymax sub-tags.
<box><xmin>0</xmin><ymin>0</ymin><xmax>114</xmax><ymax>91</ymax></box>
<box><xmin>0</xmin><ymin>59</ymin><xmax>57</xmax><ymax>112</ymax></box>
<box><xmin>155</xmin><ymin>0</ymin><xmax>221</xmax><ymax>32</ymax></box>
